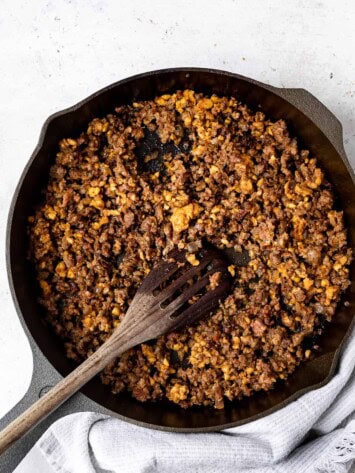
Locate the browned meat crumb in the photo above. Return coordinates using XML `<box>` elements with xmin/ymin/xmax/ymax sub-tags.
<box><xmin>28</xmin><ymin>90</ymin><xmax>351</xmax><ymax>409</ymax></box>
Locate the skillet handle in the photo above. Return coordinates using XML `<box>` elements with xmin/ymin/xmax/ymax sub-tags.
<box><xmin>0</xmin><ymin>345</ymin><xmax>60</xmax><ymax>470</ymax></box>
<box><xmin>0</xmin><ymin>344</ymin><xmax>101</xmax><ymax>471</ymax></box>
<box><xmin>0</xmin><ymin>334</ymin><xmax>130</xmax><ymax>457</ymax></box>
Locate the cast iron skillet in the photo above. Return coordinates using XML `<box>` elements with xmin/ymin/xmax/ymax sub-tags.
<box><xmin>1</xmin><ymin>68</ymin><xmax>354</xmax><ymax>470</ymax></box>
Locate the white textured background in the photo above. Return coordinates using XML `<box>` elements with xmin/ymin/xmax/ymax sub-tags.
<box><xmin>0</xmin><ymin>0</ymin><xmax>354</xmax><ymax>418</ymax></box>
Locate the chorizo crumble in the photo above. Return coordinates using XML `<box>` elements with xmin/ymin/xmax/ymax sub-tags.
<box><xmin>28</xmin><ymin>90</ymin><xmax>351</xmax><ymax>409</ymax></box>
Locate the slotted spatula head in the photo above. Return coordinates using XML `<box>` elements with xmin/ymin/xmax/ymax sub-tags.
<box><xmin>118</xmin><ymin>248</ymin><xmax>232</xmax><ymax>346</ymax></box>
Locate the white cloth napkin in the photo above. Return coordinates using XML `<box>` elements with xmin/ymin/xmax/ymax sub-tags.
<box><xmin>14</xmin><ymin>329</ymin><xmax>355</xmax><ymax>473</ymax></box>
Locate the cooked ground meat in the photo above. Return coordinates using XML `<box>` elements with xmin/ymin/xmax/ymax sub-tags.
<box><xmin>28</xmin><ymin>90</ymin><xmax>351</xmax><ymax>409</ymax></box>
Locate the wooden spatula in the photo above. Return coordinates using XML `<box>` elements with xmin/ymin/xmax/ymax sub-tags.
<box><xmin>0</xmin><ymin>248</ymin><xmax>231</xmax><ymax>454</ymax></box>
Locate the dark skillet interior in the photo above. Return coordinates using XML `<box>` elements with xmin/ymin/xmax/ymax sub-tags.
<box><xmin>8</xmin><ymin>69</ymin><xmax>355</xmax><ymax>430</ymax></box>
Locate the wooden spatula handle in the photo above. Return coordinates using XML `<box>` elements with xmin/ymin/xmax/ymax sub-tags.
<box><xmin>0</xmin><ymin>333</ymin><xmax>132</xmax><ymax>455</ymax></box>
